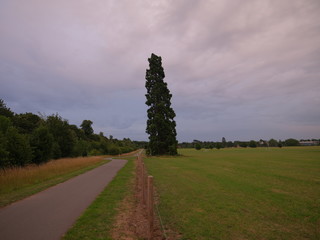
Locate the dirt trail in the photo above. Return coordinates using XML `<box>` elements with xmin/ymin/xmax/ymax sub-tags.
<box><xmin>0</xmin><ymin>159</ymin><xmax>127</xmax><ymax>240</ymax></box>
<box><xmin>111</xmin><ymin>155</ymin><xmax>178</xmax><ymax>240</ymax></box>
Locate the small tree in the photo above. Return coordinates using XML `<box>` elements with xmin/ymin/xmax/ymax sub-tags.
<box><xmin>227</xmin><ymin>141</ymin><xmax>234</xmax><ymax>148</ymax></box>
<box><xmin>6</xmin><ymin>127</ymin><xmax>32</xmax><ymax>166</ymax></box>
<box><xmin>0</xmin><ymin>115</ymin><xmax>11</xmax><ymax>134</ymax></box>
<box><xmin>0</xmin><ymin>99</ymin><xmax>14</xmax><ymax>118</ymax></box>
<box><xmin>216</xmin><ymin>142</ymin><xmax>222</xmax><ymax>150</ymax></box>
<box><xmin>222</xmin><ymin>137</ymin><xmax>227</xmax><ymax>148</ymax></box>
<box><xmin>284</xmin><ymin>138</ymin><xmax>299</xmax><ymax>146</ymax></box>
<box><xmin>145</xmin><ymin>53</ymin><xmax>177</xmax><ymax>155</ymax></box>
<box><xmin>30</xmin><ymin>125</ymin><xmax>54</xmax><ymax>164</ymax></box>
<box><xmin>0</xmin><ymin>133</ymin><xmax>9</xmax><ymax>168</ymax></box>
<box><xmin>0</xmin><ymin>116</ymin><xmax>10</xmax><ymax>168</ymax></box>
<box><xmin>195</xmin><ymin>143</ymin><xmax>202</xmax><ymax>150</ymax></box>
<box><xmin>81</xmin><ymin>120</ymin><xmax>94</xmax><ymax>137</ymax></box>
<box><xmin>46</xmin><ymin>114</ymin><xmax>75</xmax><ymax>158</ymax></box>
<box><xmin>249</xmin><ymin>140</ymin><xmax>257</xmax><ymax>148</ymax></box>
<box><xmin>13</xmin><ymin>113</ymin><xmax>42</xmax><ymax>134</ymax></box>
<box><xmin>268</xmin><ymin>139</ymin><xmax>278</xmax><ymax>147</ymax></box>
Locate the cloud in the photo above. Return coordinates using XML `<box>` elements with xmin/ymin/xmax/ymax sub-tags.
<box><xmin>0</xmin><ymin>0</ymin><xmax>320</xmax><ymax>141</ymax></box>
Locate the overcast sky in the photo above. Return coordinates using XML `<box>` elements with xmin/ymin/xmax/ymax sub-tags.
<box><xmin>1</xmin><ymin>0</ymin><xmax>320</xmax><ymax>142</ymax></box>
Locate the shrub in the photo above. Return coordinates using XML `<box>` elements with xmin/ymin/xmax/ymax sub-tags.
<box><xmin>30</xmin><ymin>126</ymin><xmax>54</xmax><ymax>164</ymax></box>
<box><xmin>109</xmin><ymin>145</ymin><xmax>121</xmax><ymax>155</ymax></box>
<box><xmin>195</xmin><ymin>143</ymin><xmax>202</xmax><ymax>150</ymax></box>
<box><xmin>88</xmin><ymin>149</ymin><xmax>102</xmax><ymax>156</ymax></box>
<box><xmin>249</xmin><ymin>140</ymin><xmax>257</xmax><ymax>148</ymax></box>
<box><xmin>6</xmin><ymin>127</ymin><xmax>32</xmax><ymax>166</ymax></box>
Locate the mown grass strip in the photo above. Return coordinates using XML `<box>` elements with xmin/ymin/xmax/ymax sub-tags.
<box><xmin>144</xmin><ymin>147</ymin><xmax>320</xmax><ymax>240</ymax></box>
<box><xmin>63</xmin><ymin>157</ymin><xmax>135</xmax><ymax>240</ymax></box>
<box><xmin>0</xmin><ymin>157</ymin><xmax>109</xmax><ymax>207</ymax></box>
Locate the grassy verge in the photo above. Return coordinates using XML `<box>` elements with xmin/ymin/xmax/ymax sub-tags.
<box><xmin>144</xmin><ymin>147</ymin><xmax>320</xmax><ymax>240</ymax></box>
<box><xmin>63</xmin><ymin>156</ymin><xmax>135</xmax><ymax>240</ymax></box>
<box><xmin>0</xmin><ymin>156</ymin><xmax>109</xmax><ymax>207</ymax></box>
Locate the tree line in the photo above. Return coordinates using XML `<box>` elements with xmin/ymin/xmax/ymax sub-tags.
<box><xmin>180</xmin><ymin>137</ymin><xmax>320</xmax><ymax>150</ymax></box>
<box><xmin>0</xmin><ymin>99</ymin><xmax>138</xmax><ymax>168</ymax></box>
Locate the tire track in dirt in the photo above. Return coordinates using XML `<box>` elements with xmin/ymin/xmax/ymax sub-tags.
<box><xmin>111</xmin><ymin>152</ymin><xmax>179</xmax><ymax>240</ymax></box>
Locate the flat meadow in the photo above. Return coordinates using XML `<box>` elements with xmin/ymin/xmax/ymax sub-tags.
<box><xmin>144</xmin><ymin>147</ymin><xmax>320</xmax><ymax>240</ymax></box>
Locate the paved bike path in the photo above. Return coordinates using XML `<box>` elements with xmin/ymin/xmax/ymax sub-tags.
<box><xmin>0</xmin><ymin>159</ymin><xmax>127</xmax><ymax>240</ymax></box>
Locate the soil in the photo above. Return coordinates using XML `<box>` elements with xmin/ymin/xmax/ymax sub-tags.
<box><xmin>111</xmin><ymin>155</ymin><xmax>175</xmax><ymax>240</ymax></box>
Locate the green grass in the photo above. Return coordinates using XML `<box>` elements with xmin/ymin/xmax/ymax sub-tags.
<box><xmin>144</xmin><ymin>147</ymin><xmax>320</xmax><ymax>240</ymax></box>
<box><xmin>0</xmin><ymin>157</ymin><xmax>110</xmax><ymax>207</ymax></box>
<box><xmin>63</xmin><ymin>156</ymin><xmax>135</xmax><ymax>240</ymax></box>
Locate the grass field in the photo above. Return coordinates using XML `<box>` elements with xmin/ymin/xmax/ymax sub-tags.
<box><xmin>0</xmin><ymin>156</ymin><xmax>109</xmax><ymax>207</ymax></box>
<box><xmin>144</xmin><ymin>147</ymin><xmax>320</xmax><ymax>240</ymax></box>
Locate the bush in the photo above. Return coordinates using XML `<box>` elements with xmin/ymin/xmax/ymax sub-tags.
<box><xmin>0</xmin><ymin>116</ymin><xmax>11</xmax><ymax>134</ymax></box>
<box><xmin>216</xmin><ymin>142</ymin><xmax>222</xmax><ymax>150</ymax></box>
<box><xmin>88</xmin><ymin>149</ymin><xmax>102</xmax><ymax>156</ymax></box>
<box><xmin>109</xmin><ymin>145</ymin><xmax>121</xmax><ymax>155</ymax></box>
<box><xmin>30</xmin><ymin>126</ymin><xmax>54</xmax><ymax>164</ymax></box>
<box><xmin>73</xmin><ymin>140</ymin><xmax>89</xmax><ymax>157</ymax></box>
<box><xmin>120</xmin><ymin>147</ymin><xmax>134</xmax><ymax>154</ymax></box>
<box><xmin>0</xmin><ymin>134</ymin><xmax>9</xmax><ymax>168</ymax></box>
<box><xmin>6</xmin><ymin>127</ymin><xmax>32</xmax><ymax>166</ymax></box>
<box><xmin>195</xmin><ymin>143</ymin><xmax>201</xmax><ymax>150</ymax></box>
<box><xmin>52</xmin><ymin>141</ymin><xmax>62</xmax><ymax>159</ymax></box>
<box><xmin>284</xmin><ymin>138</ymin><xmax>299</xmax><ymax>146</ymax></box>
<box><xmin>249</xmin><ymin>140</ymin><xmax>257</xmax><ymax>148</ymax></box>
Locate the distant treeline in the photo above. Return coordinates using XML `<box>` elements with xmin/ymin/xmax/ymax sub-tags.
<box><xmin>0</xmin><ymin>99</ymin><xmax>141</xmax><ymax>168</ymax></box>
<box><xmin>179</xmin><ymin>137</ymin><xmax>320</xmax><ymax>150</ymax></box>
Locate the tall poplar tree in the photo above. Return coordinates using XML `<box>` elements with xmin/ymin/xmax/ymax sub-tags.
<box><xmin>145</xmin><ymin>53</ymin><xmax>177</xmax><ymax>155</ymax></box>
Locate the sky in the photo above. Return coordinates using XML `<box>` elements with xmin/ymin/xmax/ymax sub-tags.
<box><xmin>1</xmin><ymin>0</ymin><xmax>320</xmax><ymax>142</ymax></box>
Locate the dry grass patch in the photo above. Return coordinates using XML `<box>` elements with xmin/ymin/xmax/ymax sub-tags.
<box><xmin>0</xmin><ymin>156</ymin><xmax>108</xmax><ymax>207</ymax></box>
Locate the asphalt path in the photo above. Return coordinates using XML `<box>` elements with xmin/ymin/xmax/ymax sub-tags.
<box><xmin>0</xmin><ymin>159</ymin><xmax>127</xmax><ymax>240</ymax></box>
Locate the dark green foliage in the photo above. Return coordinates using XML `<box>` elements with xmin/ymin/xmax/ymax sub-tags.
<box><xmin>0</xmin><ymin>99</ymin><xmax>14</xmax><ymax>118</ymax></box>
<box><xmin>69</xmin><ymin>124</ymin><xmax>86</xmax><ymax>140</ymax></box>
<box><xmin>145</xmin><ymin>53</ymin><xmax>177</xmax><ymax>155</ymax></box>
<box><xmin>80</xmin><ymin>120</ymin><xmax>94</xmax><ymax>137</ymax></box>
<box><xmin>72</xmin><ymin>140</ymin><xmax>89</xmax><ymax>157</ymax></box>
<box><xmin>222</xmin><ymin>137</ymin><xmax>227</xmax><ymax>148</ymax></box>
<box><xmin>249</xmin><ymin>140</ymin><xmax>257</xmax><ymax>148</ymax></box>
<box><xmin>216</xmin><ymin>142</ymin><xmax>222</xmax><ymax>150</ymax></box>
<box><xmin>0</xmin><ymin>115</ymin><xmax>32</xmax><ymax>167</ymax></box>
<box><xmin>284</xmin><ymin>138</ymin><xmax>300</xmax><ymax>146</ymax></box>
<box><xmin>195</xmin><ymin>143</ymin><xmax>202</xmax><ymax>150</ymax></box>
<box><xmin>52</xmin><ymin>141</ymin><xmax>62</xmax><ymax>159</ymax></box>
<box><xmin>30</xmin><ymin>126</ymin><xmax>54</xmax><ymax>164</ymax></box>
<box><xmin>46</xmin><ymin>114</ymin><xmax>75</xmax><ymax>158</ymax></box>
<box><xmin>180</xmin><ymin>140</ymin><xmax>236</xmax><ymax>149</ymax></box>
<box><xmin>0</xmin><ymin>133</ymin><xmax>9</xmax><ymax>168</ymax></box>
<box><xmin>98</xmin><ymin>137</ymin><xmax>109</xmax><ymax>155</ymax></box>
<box><xmin>13</xmin><ymin>113</ymin><xmax>42</xmax><ymax>134</ymax></box>
<box><xmin>108</xmin><ymin>145</ymin><xmax>121</xmax><ymax>155</ymax></box>
<box><xmin>180</xmin><ymin>138</ymin><xmax>304</xmax><ymax>149</ymax></box>
<box><xmin>0</xmin><ymin>116</ymin><xmax>11</xmax><ymax>168</ymax></box>
<box><xmin>268</xmin><ymin>138</ymin><xmax>278</xmax><ymax>147</ymax></box>
<box><xmin>0</xmin><ymin>99</ymin><xmax>139</xmax><ymax>168</ymax></box>
<box><xmin>0</xmin><ymin>115</ymin><xmax>11</xmax><ymax>133</ymax></box>
<box><xmin>227</xmin><ymin>141</ymin><xmax>234</xmax><ymax>147</ymax></box>
<box><xmin>6</xmin><ymin>127</ymin><xmax>32</xmax><ymax>166</ymax></box>
<box><xmin>239</xmin><ymin>142</ymin><xmax>248</xmax><ymax>148</ymax></box>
